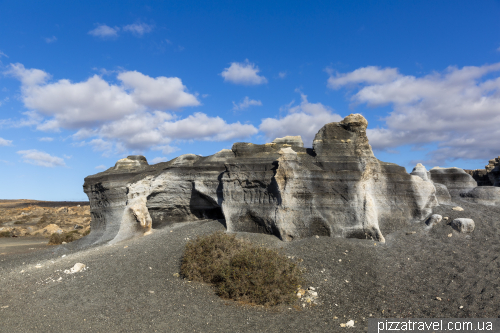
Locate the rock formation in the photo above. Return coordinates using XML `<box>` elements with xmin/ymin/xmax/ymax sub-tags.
<box><xmin>465</xmin><ymin>156</ymin><xmax>500</xmax><ymax>187</ymax></box>
<box><xmin>83</xmin><ymin>114</ymin><xmax>439</xmax><ymax>245</ymax></box>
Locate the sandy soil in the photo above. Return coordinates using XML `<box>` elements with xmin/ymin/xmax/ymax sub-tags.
<box><xmin>0</xmin><ymin>200</ymin><xmax>499</xmax><ymax>332</ymax></box>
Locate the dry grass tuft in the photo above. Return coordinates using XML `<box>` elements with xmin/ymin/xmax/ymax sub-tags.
<box><xmin>48</xmin><ymin>230</ymin><xmax>82</xmax><ymax>245</ymax></box>
<box><xmin>180</xmin><ymin>231</ymin><xmax>304</xmax><ymax>306</ymax></box>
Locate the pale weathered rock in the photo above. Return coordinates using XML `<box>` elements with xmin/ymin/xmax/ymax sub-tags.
<box><xmin>425</xmin><ymin>214</ymin><xmax>442</xmax><ymax>227</ymax></box>
<box><xmin>429</xmin><ymin>167</ymin><xmax>477</xmax><ymax>196</ymax></box>
<box><xmin>83</xmin><ymin>114</ymin><xmax>439</xmax><ymax>244</ymax></box>
<box><xmin>450</xmin><ymin>218</ymin><xmax>475</xmax><ymax>233</ymax></box>
<box><xmin>411</xmin><ymin>164</ymin><xmax>452</xmax><ymax>204</ymax></box>
<box><xmin>64</xmin><ymin>263</ymin><xmax>86</xmax><ymax>274</ymax></box>
<box><xmin>459</xmin><ymin>186</ymin><xmax>500</xmax><ymax>206</ymax></box>
<box><xmin>272</xmin><ymin>135</ymin><xmax>304</xmax><ymax>147</ymax></box>
<box><xmin>452</xmin><ymin>206</ymin><xmax>464</xmax><ymax>211</ymax></box>
<box><xmin>114</xmin><ymin>155</ymin><xmax>149</xmax><ymax>170</ymax></box>
<box><xmin>411</xmin><ymin>163</ymin><xmax>431</xmax><ymax>181</ymax></box>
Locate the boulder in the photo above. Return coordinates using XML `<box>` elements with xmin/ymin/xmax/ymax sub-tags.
<box><xmin>271</xmin><ymin>136</ymin><xmax>304</xmax><ymax>147</ymax></box>
<box><xmin>425</xmin><ymin>214</ymin><xmax>442</xmax><ymax>228</ymax></box>
<box><xmin>411</xmin><ymin>163</ymin><xmax>452</xmax><ymax>205</ymax></box>
<box><xmin>114</xmin><ymin>155</ymin><xmax>149</xmax><ymax>170</ymax></box>
<box><xmin>459</xmin><ymin>186</ymin><xmax>500</xmax><ymax>206</ymax></box>
<box><xmin>450</xmin><ymin>218</ymin><xmax>475</xmax><ymax>233</ymax></box>
<box><xmin>83</xmin><ymin>114</ymin><xmax>438</xmax><ymax>245</ymax></box>
<box><xmin>429</xmin><ymin>167</ymin><xmax>477</xmax><ymax>196</ymax></box>
<box><xmin>411</xmin><ymin>163</ymin><xmax>431</xmax><ymax>181</ymax></box>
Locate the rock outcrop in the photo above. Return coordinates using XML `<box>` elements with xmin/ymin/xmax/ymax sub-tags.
<box><xmin>485</xmin><ymin>157</ymin><xmax>500</xmax><ymax>186</ymax></box>
<box><xmin>83</xmin><ymin>114</ymin><xmax>439</xmax><ymax>245</ymax></box>
<box><xmin>428</xmin><ymin>167</ymin><xmax>477</xmax><ymax>196</ymax></box>
<box><xmin>411</xmin><ymin>164</ymin><xmax>452</xmax><ymax>205</ymax></box>
<box><xmin>465</xmin><ymin>156</ymin><xmax>500</xmax><ymax>187</ymax></box>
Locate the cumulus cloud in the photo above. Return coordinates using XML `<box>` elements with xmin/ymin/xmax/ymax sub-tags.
<box><xmin>329</xmin><ymin>63</ymin><xmax>500</xmax><ymax>165</ymax></box>
<box><xmin>123</xmin><ymin>23</ymin><xmax>153</xmax><ymax>36</ymax></box>
<box><xmin>45</xmin><ymin>36</ymin><xmax>57</xmax><ymax>43</ymax></box>
<box><xmin>88</xmin><ymin>24</ymin><xmax>120</xmax><ymax>38</ymax></box>
<box><xmin>232</xmin><ymin>96</ymin><xmax>262</xmax><ymax>111</ymax></box>
<box><xmin>118</xmin><ymin>71</ymin><xmax>200</xmax><ymax>109</ymax></box>
<box><xmin>7</xmin><ymin>63</ymin><xmax>258</xmax><ymax>157</ymax></box>
<box><xmin>38</xmin><ymin>137</ymin><xmax>54</xmax><ymax>142</ymax></box>
<box><xmin>0</xmin><ymin>137</ymin><xmax>12</xmax><ymax>146</ymax></box>
<box><xmin>17</xmin><ymin>149</ymin><xmax>65</xmax><ymax>167</ymax></box>
<box><xmin>328</xmin><ymin>66</ymin><xmax>401</xmax><ymax>89</ymax></box>
<box><xmin>150</xmin><ymin>156</ymin><xmax>168</xmax><ymax>164</ymax></box>
<box><xmin>221</xmin><ymin>60</ymin><xmax>267</xmax><ymax>85</ymax></box>
<box><xmin>259</xmin><ymin>92</ymin><xmax>342</xmax><ymax>146</ymax></box>
<box><xmin>6</xmin><ymin>63</ymin><xmax>199</xmax><ymax>129</ymax></box>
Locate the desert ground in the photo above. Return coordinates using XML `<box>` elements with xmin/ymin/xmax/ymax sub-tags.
<box><xmin>0</xmin><ymin>199</ymin><xmax>499</xmax><ymax>332</ymax></box>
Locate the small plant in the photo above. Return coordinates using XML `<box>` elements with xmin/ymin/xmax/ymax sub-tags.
<box><xmin>180</xmin><ymin>231</ymin><xmax>304</xmax><ymax>306</ymax></box>
<box><xmin>0</xmin><ymin>231</ymin><xmax>11</xmax><ymax>237</ymax></box>
<box><xmin>48</xmin><ymin>230</ymin><xmax>82</xmax><ymax>245</ymax></box>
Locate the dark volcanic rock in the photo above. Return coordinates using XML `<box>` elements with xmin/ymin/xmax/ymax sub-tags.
<box><xmin>429</xmin><ymin>167</ymin><xmax>477</xmax><ymax>196</ymax></box>
<box><xmin>83</xmin><ymin>114</ymin><xmax>438</xmax><ymax>245</ymax></box>
<box><xmin>464</xmin><ymin>169</ymin><xmax>492</xmax><ymax>186</ymax></box>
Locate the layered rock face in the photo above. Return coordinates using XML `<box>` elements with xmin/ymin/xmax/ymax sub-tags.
<box><xmin>83</xmin><ymin>114</ymin><xmax>438</xmax><ymax>245</ymax></box>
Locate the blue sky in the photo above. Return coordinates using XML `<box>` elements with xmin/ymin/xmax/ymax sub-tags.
<box><xmin>1</xmin><ymin>0</ymin><xmax>500</xmax><ymax>201</ymax></box>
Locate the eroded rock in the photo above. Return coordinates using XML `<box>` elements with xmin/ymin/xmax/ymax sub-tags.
<box><xmin>83</xmin><ymin>114</ymin><xmax>439</xmax><ymax>244</ymax></box>
<box><xmin>450</xmin><ymin>218</ymin><xmax>475</xmax><ymax>233</ymax></box>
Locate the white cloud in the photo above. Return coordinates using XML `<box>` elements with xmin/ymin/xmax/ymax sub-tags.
<box><xmin>0</xmin><ymin>51</ymin><xmax>8</xmax><ymax>58</ymax></box>
<box><xmin>150</xmin><ymin>157</ymin><xmax>168</xmax><ymax>164</ymax></box>
<box><xmin>17</xmin><ymin>149</ymin><xmax>65</xmax><ymax>167</ymax></box>
<box><xmin>118</xmin><ymin>71</ymin><xmax>200</xmax><ymax>109</ymax></box>
<box><xmin>327</xmin><ymin>66</ymin><xmax>401</xmax><ymax>89</ymax></box>
<box><xmin>232</xmin><ymin>96</ymin><xmax>262</xmax><ymax>110</ymax></box>
<box><xmin>259</xmin><ymin>92</ymin><xmax>342</xmax><ymax>146</ymax></box>
<box><xmin>5</xmin><ymin>63</ymin><xmax>50</xmax><ymax>86</ymax></box>
<box><xmin>123</xmin><ymin>23</ymin><xmax>153</xmax><ymax>36</ymax></box>
<box><xmin>221</xmin><ymin>60</ymin><xmax>267</xmax><ymax>85</ymax></box>
<box><xmin>8</xmin><ymin>63</ymin><xmax>258</xmax><ymax>157</ymax></box>
<box><xmin>329</xmin><ymin>63</ymin><xmax>500</xmax><ymax>164</ymax></box>
<box><xmin>45</xmin><ymin>36</ymin><xmax>57</xmax><ymax>43</ymax></box>
<box><xmin>0</xmin><ymin>137</ymin><xmax>12</xmax><ymax>146</ymax></box>
<box><xmin>159</xmin><ymin>112</ymin><xmax>258</xmax><ymax>141</ymax></box>
<box><xmin>7</xmin><ymin>64</ymin><xmax>200</xmax><ymax>130</ymax></box>
<box><xmin>88</xmin><ymin>24</ymin><xmax>119</xmax><ymax>38</ymax></box>
<box><xmin>95</xmin><ymin>165</ymin><xmax>107</xmax><ymax>170</ymax></box>
<box><xmin>38</xmin><ymin>137</ymin><xmax>54</xmax><ymax>142</ymax></box>
<box><xmin>278</xmin><ymin>71</ymin><xmax>287</xmax><ymax>79</ymax></box>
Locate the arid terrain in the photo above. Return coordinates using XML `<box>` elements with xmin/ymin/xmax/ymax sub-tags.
<box><xmin>0</xmin><ymin>200</ymin><xmax>91</xmax><ymax>255</ymax></box>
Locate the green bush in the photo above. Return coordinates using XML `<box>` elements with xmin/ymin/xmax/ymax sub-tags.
<box><xmin>48</xmin><ymin>230</ymin><xmax>82</xmax><ymax>245</ymax></box>
<box><xmin>0</xmin><ymin>231</ymin><xmax>11</xmax><ymax>237</ymax></box>
<box><xmin>180</xmin><ymin>231</ymin><xmax>304</xmax><ymax>306</ymax></box>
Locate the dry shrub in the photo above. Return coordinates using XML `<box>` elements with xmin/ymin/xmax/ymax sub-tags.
<box><xmin>180</xmin><ymin>231</ymin><xmax>304</xmax><ymax>306</ymax></box>
<box><xmin>0</xmin><ymin>231</ymin><xmax>11</xmax><ymax>237</ymax></box>
<box><xmin>48</xmin><ymin>230</ymin><xmax>82</xmax><ymax>245</ymax></box>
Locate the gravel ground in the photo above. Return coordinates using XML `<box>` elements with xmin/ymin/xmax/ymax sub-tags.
<box><xmin>0</xmin><ymin>201</ymin><xmax>499</xmax><ymax>333</ymax></box>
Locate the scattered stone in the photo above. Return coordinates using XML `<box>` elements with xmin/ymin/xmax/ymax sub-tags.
<box><xmin>64</xmin><ymin>263</ymin><xmax>86</xmax><ymax>274</ymax></box>
<box><xmin>340</xmin><ymin>320</ymin><xmax>355</xmax><ymax>328</ymax></box>
<box><xmin>436</xmin><ymin>297</ymin><xmax>442</xmax><ymax>301</ymax></box>
<box><xmin>74</xmin><ymin>224</ymin><xmax>83</xmax><ymax>230</ymax></box>
<box><xmin>452</xmin><ymin>206</ymin><xmax>464</xmax><ymax>211</ymax></box>
<box><xmin>448</xmin><ymin>233</ymin><xmax>453</xmax><ymax>237</ymax></box>
<box><xmin>406</xmin><ymin>231</ymin><xmax>416</xmax><ymax>235</ymax></box>
<box><xmin>1</xmin><ymin>306</ymin><xmax>9</xmax><ymax>309</ymax></box>
<box><xmin>425</xmin><ymin>214</ymin><xmax>442</xmax><ymax>228</ymax></box>
<box><xmin>459</xmin><ymin>305</ymin><xmax>464</xmax><ymax>309</ymax></box>
<box><xmin>172</xmin><ymin>273</ymin><xmax>180</xmax><ymax>277</ymax></box>
<box><xmin>451</xmin><ymin>218</ymin><xmax>475</xmax><ymax>233</ymax></box>
<box><xmin>443</xmin><ymin>217</ymin><xmax>449</xmax><ymax>221</ymax></box>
